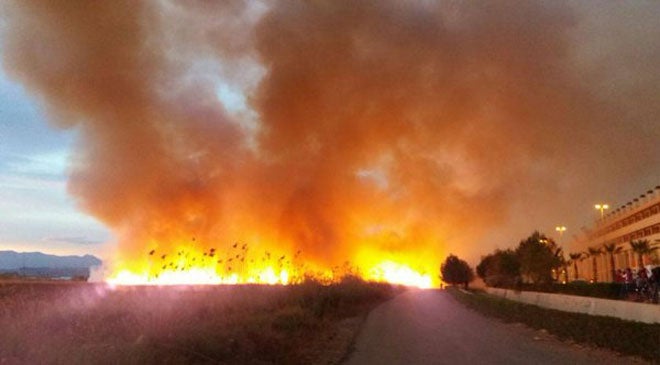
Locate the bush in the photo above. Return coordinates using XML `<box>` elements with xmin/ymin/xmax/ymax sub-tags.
<box><xmin>557</xmin><ymin>282</ymin><xmax>623</xmax><ymax>300</ymax></box>
<box><xmin>497</xmin><ymin>281</ymin><xmax>625</xmax><ymax>300</ymax></box>
<box><xmin>477</xmin><ymin>249</ymin><xmax>520</xmax><ymax>287</ymax></box>
<box><xmin>449</xmin><ymin>288</ymin><xmax>660</xmax><ymax>361</ymax></box>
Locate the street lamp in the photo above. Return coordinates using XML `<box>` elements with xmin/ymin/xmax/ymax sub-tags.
<box><xmin>555</xmin><ymin>226</ymin><xmax>566</xmax><ymax>238</ymax></box>
<box><xmin>594</xmin><ymin>204</ymin><xmax>609</xmax><ymax>219</ymax></box>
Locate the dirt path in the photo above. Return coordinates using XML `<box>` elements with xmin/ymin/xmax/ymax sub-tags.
<box><xmin>343</xmin><ymin>290</ymin><xmax>646</xmax><ymax>365</ymax></box>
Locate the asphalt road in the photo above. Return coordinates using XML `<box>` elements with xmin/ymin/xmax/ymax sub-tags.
<box><xmin>344</xmin><ymin>290</ymin><xmax>644</xmax><ymax>365</ymax></box>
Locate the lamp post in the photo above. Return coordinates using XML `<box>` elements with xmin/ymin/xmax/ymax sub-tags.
<box><xmin>594</xmin><ymin>204</ymin><xmax>609</xmax><ymax>219</ymax></box>
<box><xmin>555</xmin><ymin>226</ymin><xmax>567</xmax><ymax>283</ymax></box>
<box><xmin>555</xmin><ymin>226</ymin><xmax>566</xmax><ymax>239</ymax></box>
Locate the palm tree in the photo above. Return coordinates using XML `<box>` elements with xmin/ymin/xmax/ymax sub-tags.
<box><xmin>629</xmin><ymin>239</ymin><xmax>658</xmax><ymax>269</ymax></box>
<box><xmin>568</xmin><ymin>252</ymin><xmax>583</xmax><ymax>280</ymax></box>
<box><xmin>585</xmin><ymin>246</ymin><xmax>602</xmax><ymax>282</ymax></box>
<box><xmin>548</xmin><ymin>246</ymin><xmax>565</xmax><ymax>282</ymax></box>
<box><xmin>602</xmin><ymin>242</ymin><xmax>622</xmax><ymax>282</ymax></box>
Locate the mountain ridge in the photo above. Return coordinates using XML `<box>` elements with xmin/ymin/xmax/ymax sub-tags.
<box><xmin>0</xmin><ymin>250</ymin><xmax>102</xmax><ymax>270</ymax></box>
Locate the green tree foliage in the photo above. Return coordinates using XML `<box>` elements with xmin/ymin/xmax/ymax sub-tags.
<box><xmin>515</xmin><ymin>231</ymin><xmax>563</xmax><ymax>284</ymax></box>
<box><xmin>441</xmin><ymin>254</ymin><xmax>474</xmax><ymax>289</ymax></box>
<box><xmin>476</xmin><ymin>249</ymin><xmax>520</xmax><ymax>287</ymax></box>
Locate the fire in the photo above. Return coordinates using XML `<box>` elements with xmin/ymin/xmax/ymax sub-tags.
<box><xmin>107</xmin><ymin>267</ymin><xmax>290</xmax><ymax>286</ymax></box>
<box><xmin>106</xmin><ymin>240</ymin><xmax>438</xmax><ymax>288</ymax></box>
<box><xmin>103</xmin><ymin>214</ymin><xmax>442</xmax><ymax>288</ymax></box>
<box><xmin>11</xmin><ymin>0</ymin><xmax>639</xmax><ymax>297</ymax></box>
<box><xmin>106</xmin><ymin>243</ymin><xmax>297</xmax><ymax>286</ymax></box>
<box><xmin>366</xmin><ymin>261</ymin><xmax>433</xmax><ymax>289</ymax></box>
<box><xmin>355</xmin><ymin>251</ymin><xmax>437</xmax><ymax>288</ymax></box>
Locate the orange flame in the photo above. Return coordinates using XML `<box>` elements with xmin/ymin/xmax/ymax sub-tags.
<box><xmin>105</xmin><ymin>237</ymin><xmax>439</xmax><ymax>288</ymax></box>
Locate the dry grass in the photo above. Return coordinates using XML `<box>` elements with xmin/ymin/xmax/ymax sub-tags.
<box><xmin>0</xmin><ymin>278</ymin><xmax>400</xmax><ymax>364</ymax></box>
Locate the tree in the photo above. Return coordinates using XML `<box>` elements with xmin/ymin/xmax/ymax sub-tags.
<box><xmin>441</xmin><ymin>254</ymin><xmax>474</xmax><ymax>289</ymax></box>
<box><xmin>515</xmin><ymin>231</ymin><xmax>563</xmax><ymax>284</ymax></box>
<box><xmin>477</xmin><ymin>249</ymin><xmax>520</xmax><ymax>287</ymax></box>
<box><xmin>584</xmin><ymin>246</ymin><xmax>602</xmax><ymax>282</ymax></box>
<box><xmin>630</xmin><ymin>239</ymin><xmax>658</xmax><ymax>269</ymax></box>
<box><xmin>476</xmin><ymin>254</ymin><xmax>492</xmax><ymax>281</ymax></box>
<box><xmin>554</xmin><ymin>247</ymin><xmax>566</xmax><ymax>282</ymax></box>
<box><xmin>602</xmin><ymin>242</ymin><xmax>622</xmax><ymax>282</ymax></box>
<box><xmin>568</xmin><ymin>252</ymin><xmax>583</xmax><ymax>280</ymax></box>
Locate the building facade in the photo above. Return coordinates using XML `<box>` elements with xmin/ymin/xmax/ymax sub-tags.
<box><xmin>567</xmin><ymin>185</ymin><xmax>660</xmax><ymax>282</ymax></box>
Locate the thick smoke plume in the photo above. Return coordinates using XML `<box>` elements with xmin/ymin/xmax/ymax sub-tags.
<box><xmin>2</xmin><ymin>1</ymin><xmax>659</xmax><ymax>276</ymax></box>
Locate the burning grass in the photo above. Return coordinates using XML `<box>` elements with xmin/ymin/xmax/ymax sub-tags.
<box><xmin>105</xmin><ymin>241</ymin><xmax>436</xmax><ymax>288</ymax></box>
<box><xmin>0</xmin><ymin>278</ymin><xmax>401</xmax><ymax>364</ymax></box>
<box><xmin>107</xmin><ymin>242</ymin><xmax>307</xmax><ymax>286</ymax></box>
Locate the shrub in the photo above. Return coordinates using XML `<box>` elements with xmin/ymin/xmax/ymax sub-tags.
<box><xmin>449</xmin><ymin>288</ymin><xmax>660</xmax><ymax>361</ymax></box>
<box><xmin>499</xmin><ymin>281</ymin><xmax>625</xmax><ymax>300</ymax></box>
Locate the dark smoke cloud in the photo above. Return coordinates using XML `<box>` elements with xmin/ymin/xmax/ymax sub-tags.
<box><xmin>2</xmin><ymin>0</ymin><xmax>658</xmax><ymax>271</ymax></box>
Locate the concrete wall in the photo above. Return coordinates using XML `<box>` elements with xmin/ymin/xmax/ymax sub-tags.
<box><xmin>486</xmin><ymin>288</ymin><xmax>660</xmax><ymax>324</ymax></box>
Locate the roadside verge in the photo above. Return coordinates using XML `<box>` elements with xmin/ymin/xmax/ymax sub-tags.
<box><xmin>448</xmin><ymin>288</ymin><xmax>660</xmax><ymax>362</ymax></box>
<box><xmin>486</xmin><ymin>287</ymin><xmax>660</xmax><ymax>324</ymax></box>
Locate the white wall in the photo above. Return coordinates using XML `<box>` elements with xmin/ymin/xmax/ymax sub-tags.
<box><xmin>486</xmin><ymin>288</ymin><xmax>659</xmax><ymax>324</ymax></box>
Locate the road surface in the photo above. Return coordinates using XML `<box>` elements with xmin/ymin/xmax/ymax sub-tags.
<box><xmin>344</xmin><ymin>290</ymin><xmax>644</xmax><ymax>365</ymax></box>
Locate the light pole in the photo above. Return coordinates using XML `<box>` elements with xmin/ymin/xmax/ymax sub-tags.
<box><xmin>555</xmin><ymin>226</ymin><xmax>567</xmax><ymax>283</ymax></box>
<box><xmin>594</xmin><ymin>204</ymin><xmax>609</xmax><ymax>219</ymax></box>
<box><xmin>555</xmin><ymin>226</ymin><xmax>566</xmax><ymax>239</ymax></box>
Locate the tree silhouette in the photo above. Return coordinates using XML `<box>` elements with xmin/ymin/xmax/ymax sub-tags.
<box><xmin>441</xmin><ymin>254</ymin><xmax>474</xmax><ymax>289</ymax></box>
<box><xmin>602</xmin><ymin>242</ymin><xmax>622</xmax><ymax>282</ymax></box>
<box><xmin>568</xmin><ymin>252</ymin><xmax>583</xmax><ymax>281</ymax></box>
<box><xmin>584</xmin><ymin>246</ymin><xmax>602</xmax><ymax>282</ymax></box>
<box><xmin>476</xmin><ymin>249</ymin><xmax>520</xmax><ymax>287</ymax></box>
<box><xmin>516</xmin><ymin>231</ymin><xmax>563</xmax><ymax>284</ymax></box>
<box><xmin>629</xmin><ymin>239</ymin><xmax>658</xmax><ymax>269</ymax></box>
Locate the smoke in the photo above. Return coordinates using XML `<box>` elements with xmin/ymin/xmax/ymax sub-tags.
<box><xmin>2</xmin><ymin>0</ymin><xmax>659</xmax><ymax>272</ymax></box>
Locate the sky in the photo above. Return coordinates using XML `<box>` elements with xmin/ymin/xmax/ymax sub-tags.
<box><xmin>0</xmin><ymin>72</ymin><xmax>111</xmax><ymax>255</ymax></box>
<box><xmin>0</xmin><ymin>1</ymin><xmax>659</xmax><ymax>270</ymax></box>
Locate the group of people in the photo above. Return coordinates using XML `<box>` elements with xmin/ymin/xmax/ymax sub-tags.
<box><xmin>615</xmin><ymin>266</ymin><xmax>660</xmax><ymax>303</ymax></box>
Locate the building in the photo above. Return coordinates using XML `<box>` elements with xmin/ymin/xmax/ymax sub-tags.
<box><xmin>567</xmin><ymin>185</ymin><xmax>660</xmax><ymax>282</ymax></box>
